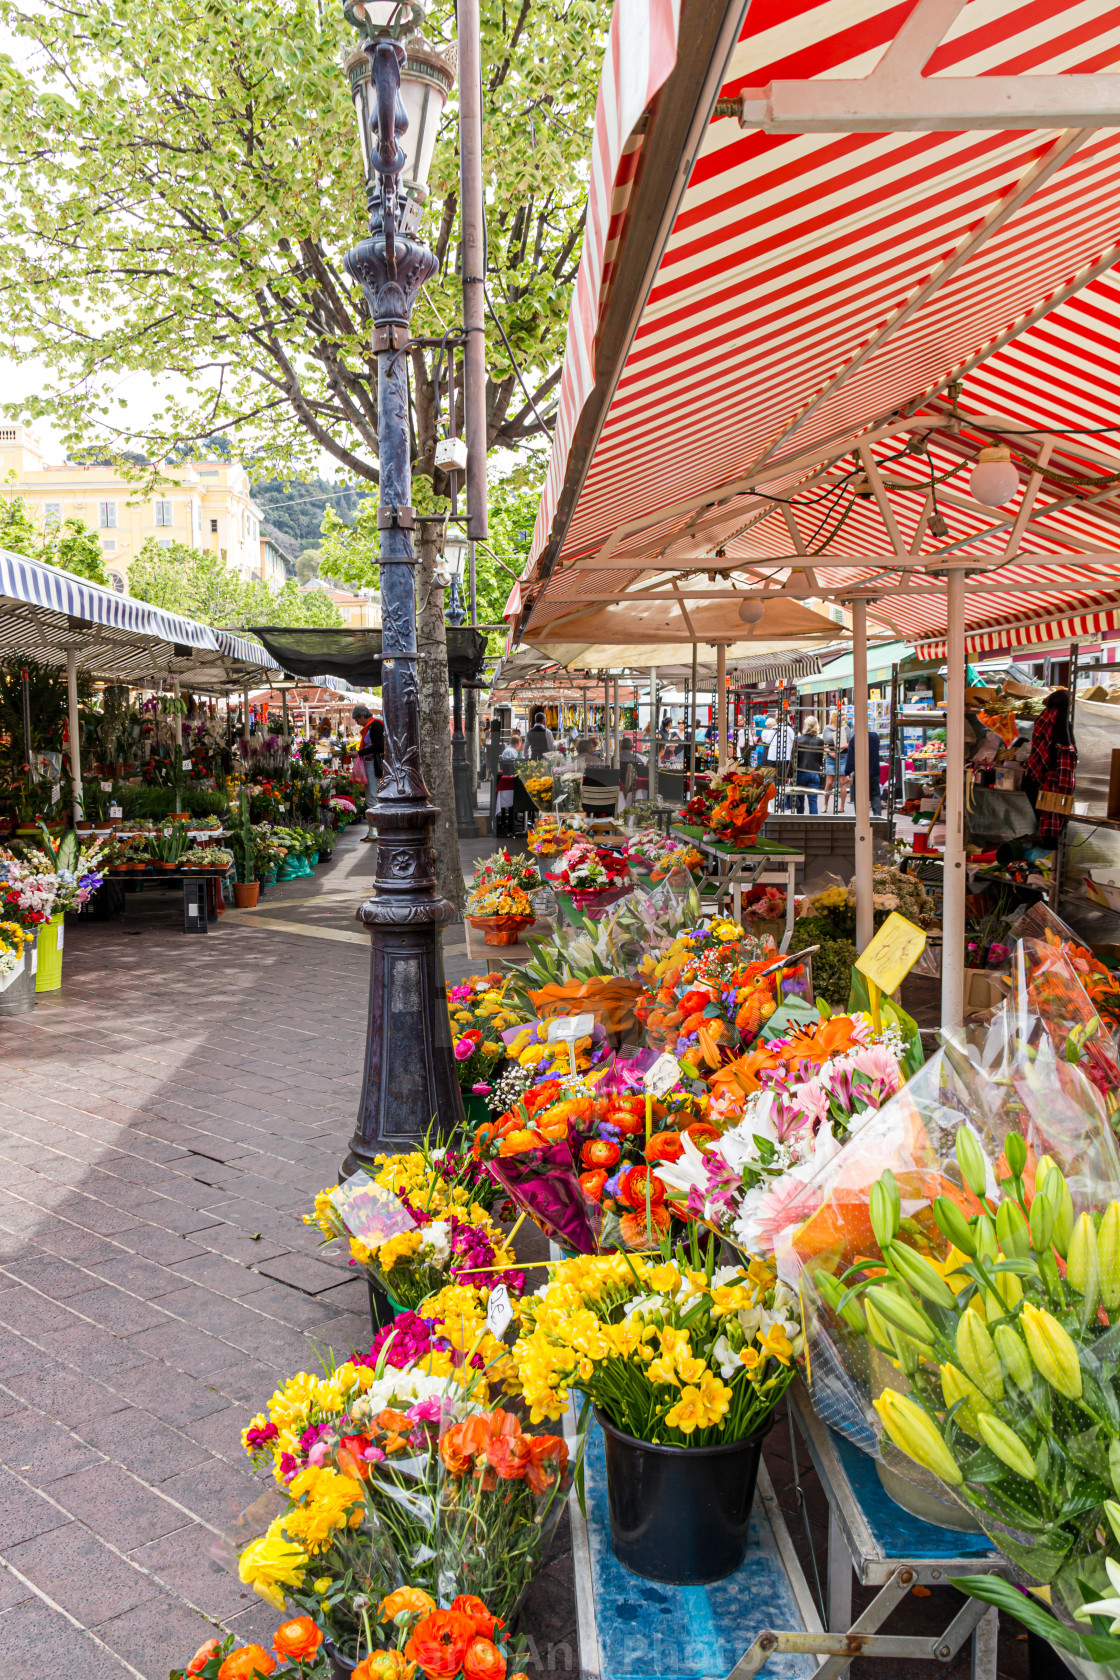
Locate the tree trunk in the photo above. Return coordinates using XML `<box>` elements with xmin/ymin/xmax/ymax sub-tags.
<box><xmin>416</xmin><ymin>518</ymin><xmax>462</xmax><ymax>915</ymax></box>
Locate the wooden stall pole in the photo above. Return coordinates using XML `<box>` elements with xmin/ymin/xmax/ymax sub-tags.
<box><xmin>649</xmin><ymin>666</ymin><xmax>658</xmax><ymax>805</ymax></box>
<box><xmin>941</xmin><ymin>568</ymin><xmax>967</xmax><ymax>1028</ymax></box>
<box><xmin>852</xmin><ymin>601</ymin><xmax>874</xmax><ymax>953</ymax></box>
<box><xmin>717</xmin><ymin>643</ymin><xmax>728</xmax><ymax>772</ymax></box>
<box><xmin>689</xmin><ymin>641</ymin><xmax>698</xmax><ymax>798</ymax></box>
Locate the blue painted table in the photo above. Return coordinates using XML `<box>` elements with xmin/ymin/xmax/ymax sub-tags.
<box><xmin>568</xmin><ymin>1419</ymin><xmax>822</xmax><ymax>1680</ymax></box>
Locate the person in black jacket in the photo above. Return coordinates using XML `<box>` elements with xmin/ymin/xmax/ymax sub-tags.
<box><xmin>792</xmin><ymin>717</ymin><xmax>825</xmax><ymax>814</ymax></box>
<box><xmin>843</xmin><ymin>726</ymin><xmax>882</xmax><ymax>816</ymax></box>
<box><xmin>352</xmin><ymin>704</ymin><xmax>384</xmax><ymax>790</ymax></box>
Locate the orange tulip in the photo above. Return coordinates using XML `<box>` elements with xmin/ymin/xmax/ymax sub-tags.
<box><xmin>218</xmin><ymin>1646</ymin><xmax>276</xmax><ymax>1680</ymax></box>
<box><xmin>449</xmin><ymin>1598</ymin><xmax>503</xmax><ymax>1642</ymax></box>
<box><xmin>273</xmin><ymin>1618</ymin><xmax>323</xmax><ymax>1663</ymax></box>
<box><xmin>404</xmin><ymin>1609</ymin><xmax>476</xmax><ymax>1680</ymax></box>
<box><xmin>462</xmin><ymin>1638</ymin><xmax>506</xmax><ymax>1680</ymax></box>
<box><xmin>485</xmin><ymin>1432</ymin><xmax>533</xmax><ymax>1480</ymax></box>
<box><xmin>380</xmin><ymin>1587</ymin><xmax>437</xmax><ymax>1623</ymax></box>
<box><xmin>187</xmin><ymin>1640</ymin><xmax>222</xmax><ymax>1675</ymax></box>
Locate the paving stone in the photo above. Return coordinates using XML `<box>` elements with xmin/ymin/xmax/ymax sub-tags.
<box><xmin>87</xmin><ymin>1255</ymin><xmax>188</xmax><ymax>1299</ymax></box>
<box><xmin>0</xmin><ymin>1598</ymin><xmax>138</xmax><ymax>1679</ymax></box>
<box><xmin>3</xmin><ymin>1359</ymin><xmax>136</xmax><ymax>1428</ymax></box>
<box><xmin>68</xmin><ymin>1285</ymin><xmax>175</xmax><ymax>1338</ymax></box>
<box><xmin>82</xmin><ymin>1408</ymin><xmax>216</xmax><ymax>1485</ymax></box>
<box><xmin>0</xmin><ymin>1466</ymin><xmax>74</xmax><ymax>1547</ymax></box>
<box><xmin>255</xmin><ymin>1251</ymin><xmax>350</xmax><ymax>1295</ymax></box>
<box><xmin>169</xmin><ymin>1252</ymin><xmax>274</xmax><ymax>1298</ymax></box>
<box><xmin>128</xmin><ymin>1523</ymin><xmax>249</xmax><ymax>1619</ymax></box>
<box><xmin>156</xmin><ymin>1457</ymin><xmax>261</xmax><ymax>1530</ymax></box>
<box><xmin>47</xmin><ymin>1462</ymin><xmax>195</xmax><ymax>1551</ymax></box>
<box><xmin>107</xmin><ymin>1366</ymin><xmax>233</xmax><ymax>1431</ymax></box>
<box><xmin>96</xmin><ymin>1594</ymin><xmax>223</xmax><ymax>1676</ymax></box>
<box><xmin>0</xmin><ymin>1410</ymin><xmax>105</xmax><ymax>1487</ymax></box>
<box><xmin>6</xmin><ymin>1520</ymin><xmax>163</xmax><ymax>1627</ymax></box>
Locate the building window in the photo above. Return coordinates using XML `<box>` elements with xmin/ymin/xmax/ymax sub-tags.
<box><xmin>102</xmin><ymin>539</ymin><xmax>117</xmax><ymax>552</ymax></box>
<box><xmin>154</xmin><ymin>499</ymin><xmax>173</xmax><ymax>526</ymax></box>
<box><xmin>109</xmin><ymin>571</ymin><xmax>125</xmax><ymax>594</ymax></box>
<box><xmin>98</xmin><ymin>500</ymin><xmax>117</xmax><ymax>529</ymax></box>
<box><xmin>158</xmin><ymin>536</ymin><xmax>173</xmax><ymax>548</ymax></box>
<box><xmin>44</xmin><ymin>502</ymin><xmax>61</xmax><ymax>524</ymax></box>
<box><xmin>210</xmin><ymin>518</ymin><xmax>218</xmax><ymax>534</ymax></box>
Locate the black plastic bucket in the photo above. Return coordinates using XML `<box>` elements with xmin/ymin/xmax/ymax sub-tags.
<box><xmin>324</xmin><ymin>1638</ymin><xmax>356</xmax><ymax>1679</ymax></box>
<box><xmin>597</xmin><ymin>1408</ymin><xmax>773</xmax><ymax>1585</ymax></box>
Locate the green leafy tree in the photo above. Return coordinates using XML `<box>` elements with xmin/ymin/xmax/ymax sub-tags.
<box><xmin>128</xmin><ymin>538</ymin><xmax>342</xmax><ymax>629</ymax></box>
<box><xmin>1</xmin><ymin>491</ymin><xmax>111</xmax><ymax>585</ymax></box>
<box><xmin>0</xmin><ymin>0</ymin><xmax>606</xmax><ymax>485</ymax></box>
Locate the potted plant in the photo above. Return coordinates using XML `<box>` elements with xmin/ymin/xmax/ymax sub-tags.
<box><xmin>228</xmin><ymin>792</ymin><xmax>259</xmax><ymax>907</ymax></box>
<box><xmin>513</xmin><ymin>1236</ymin><xmax>802</xmax><ymax>1583</ymax></box>
<box><xmin>151</xmin><ymin>826</ymin><xmax>188</xmax><ymax>871</ymax></box>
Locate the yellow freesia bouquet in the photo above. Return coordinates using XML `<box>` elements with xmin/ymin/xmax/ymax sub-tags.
<box><xmin>512</xmin><ymin>1237</ymin><xmax>802</xmax><ymax>1447</ymax></box>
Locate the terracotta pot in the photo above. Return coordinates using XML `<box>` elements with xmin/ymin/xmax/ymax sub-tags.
<box><xmin>233</xmin><ymin>881</ymin><xmax>260</xmax><ymax>909</ymax></box>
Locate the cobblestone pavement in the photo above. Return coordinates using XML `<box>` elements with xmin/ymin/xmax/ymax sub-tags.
<box><xmin>0</xmin><ymin>822</ymin><xmax>1025</xmax><ymax>1680</ymax></box>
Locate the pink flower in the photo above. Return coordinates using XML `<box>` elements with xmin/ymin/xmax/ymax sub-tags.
<box><xmin>472</xmin><ymin>1082</ymin><xmax>492</xmax><ymax>1095</ymax></box>
<box><xmin>454</xmin><ymin>1038</ymin><xmax>474</xmax><ymax>1061</ymax></box>
<box><xmin>846</xmin><ymin>1043</ymin><xmax>902</xmax><ymax>1093</ymax></box>
<box><xmin>362</xmin><ymin>1445</ymin><xmax>386</xmax><ymax>1462</ymax></box>
<box><xmin>449</xmin><ymin>984</ymin><xmax>471</xmax><ymax>1004</ymax></box>
<box><xmin>406</xmin><ymin>1399</ymin><xmax>442</xmax><ymax>1424</ymax></box>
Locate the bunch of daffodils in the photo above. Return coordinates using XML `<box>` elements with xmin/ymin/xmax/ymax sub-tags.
<box><xmin>512</xmin><ymin>1236</ymin><xmax>802</xmax><ymax>1447</ymax></box>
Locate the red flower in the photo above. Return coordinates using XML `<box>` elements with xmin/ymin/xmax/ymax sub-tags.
<box><xmin>645</xmin><ymin>1131</ymin><xmax>683</xmax><ymax>1164</ymax></box>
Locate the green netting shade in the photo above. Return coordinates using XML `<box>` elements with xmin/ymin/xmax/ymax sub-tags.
<box><xmin>249</xmin><ymin>626</ymin><xmax>487</xmax><ymax>686</ymax></box>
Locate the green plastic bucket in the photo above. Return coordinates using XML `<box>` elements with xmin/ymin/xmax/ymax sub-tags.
<box><xmin>36</xmin><ymin>913</ymin><xmax>65</xmax><ymax>993</ymax></box>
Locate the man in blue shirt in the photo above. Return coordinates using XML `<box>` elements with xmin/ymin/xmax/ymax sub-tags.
<box><xmin>843</xmin><ymin>728</ymin><xmax>882</xmax><ymax>816</ymax></box>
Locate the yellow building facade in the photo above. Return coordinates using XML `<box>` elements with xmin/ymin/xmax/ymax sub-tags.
<box><xmin>0</xmin><ymin>425</ymin><xmax>282</xmax><ymax>593</ymax></box>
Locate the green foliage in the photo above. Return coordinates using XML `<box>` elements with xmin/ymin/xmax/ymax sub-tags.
<box><xmin>253</xmin><ymin>478</ymin><xmax>362</xmax><ymax>552</ymax></box>
<box><xmin>127</xmin><ymin>538</ymin><xmax>342</xmax><ymax>629</ymax></box>
<box><xmin>0</xmin><ymin>657</ymin><xmax>90</xmax><ymax>755</ymax></box>
<box><xmin>228</xmin><ymin>791</ymin><xmax>257</xmax><ymax>884</ymax></box>
<box><xmin>0</xmin><ymin>0</ymin><xmax>608</xmax><ymax>485</ymax></box>
<box><xmin>1</xmin><ymin>493</ymin><xmax>110</xmax><ymax>585</ymax></box>
<box><xmin>810</xmin><ymin>938</ymin><xmax>859</xmax><ymax>1009</ymax></box>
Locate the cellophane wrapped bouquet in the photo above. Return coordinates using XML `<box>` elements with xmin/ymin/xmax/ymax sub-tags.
<box><xmin>446</xmin><ymin>971</ymin><xmax>530</xmax><ymax>1098</ymax></box>
<box><xmin>784</xmin><ymin>953</ymin><xmax>1120</xmax><ymax>1652</ymax></box>
<box><xmin>306</xmin><ymin>1150</ymin><xmax>523</xmax><ymax>1311</ymax></box>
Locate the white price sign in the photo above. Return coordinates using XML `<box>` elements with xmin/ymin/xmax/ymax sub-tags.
<box><xmin>50</xmin><ymin>783</ymin><xmax>60</xmax><ymax>804</ymax></box>
<box><xmin>644</xmin><ymin>1053</ymin><xmax>682</xmax><ymax>1098</ymax></box>
<box><xmin>547</xmin><ymin>1012</ymin><xmax>596</xmax><ymax>1075</ymax></box>
<box><xmin>485</xmin><ymin>1283</ymin><xmax>513</xmax><ymax>1337</ymax></box>
<box><xmin>181</xmin><ymin>757</ymin><xmax>192</xmax><ymax>771</ymax></box>
<box><xmin>109</xmin><ymin>804</ymin><xmax>122</xmax><ymax>819</ymax></box>
<box><xmin>100</xmin><ymin>781</ymin><xmax>113</xmax><ymax>792</ymax></box>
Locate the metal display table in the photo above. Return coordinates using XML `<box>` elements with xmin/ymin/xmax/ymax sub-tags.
<box><xmin>782</xmin><ymin>1381</ymin><xmax>1002</xmax><ymax>1680</ymax></box>
<box><xmin>107</xmin><ymin>867</ymin><xmax>233</xmax><ymax>933</ymax></box>
<box><xmin>672</xmin><ymin>827</ymin><xmax>803</xmax><ymax>949</ymax></box>
<box><xmin>568</xmin><ymin>1417</ymin><xmax>822</xmax><ymax>1680</ymax></box>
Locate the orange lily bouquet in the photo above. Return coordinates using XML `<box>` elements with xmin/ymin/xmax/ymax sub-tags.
<box><xmin>705</xmin><ymin>769</ymin><xmax>775</xmax><ymax>847</ymax></box>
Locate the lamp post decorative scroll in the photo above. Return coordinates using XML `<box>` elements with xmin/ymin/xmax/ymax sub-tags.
<box><xmin>341</xmin><ymin>2</ymin><xmax>464</xmax><ymax>1167</ymax></box>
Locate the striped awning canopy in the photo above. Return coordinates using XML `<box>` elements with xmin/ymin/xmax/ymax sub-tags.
<box><xmin>512</xmin><ymin>0</ymin><xmax>1120</xmax><ymax>658</ymax></box>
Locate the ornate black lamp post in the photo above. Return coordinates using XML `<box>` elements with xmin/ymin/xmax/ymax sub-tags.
<box><xmin>340</xmin><ymin>0</ymin><xmax>465</xmax><ymax>1165</ymax></box>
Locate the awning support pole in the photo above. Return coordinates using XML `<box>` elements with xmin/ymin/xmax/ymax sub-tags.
<box><xmin>690</xmin><ymin>642</ymin><xmax>698</xmax><ymax>798</ymax></box>
<box><xmin>942</xmin><ymin>568</ymin><xmax>967</xmax><ymax>1028</ymax></box>
<box><xmin>173</xmin><ymin>677</ymin><xmax>183</xmax><ymax>814</ymax></box>
<box><xmin>282</xmin><ymin>690</ymin><xmax>290</xmax><ymax>739</ymax></box>
<box><xmin>612</xmin><ymin>676</ymin><xmax>620</xmax><ymax>769</ymax></box>
<box><xmin>716</xmin><ymin>644</ymin><xmax>728</xmax><ymax>772</ymax></box>
<box><xmin>853</xmin><ymin>600</ymin><xmax>873</xmax><ymax>952</ymax></box>
<box><xmin>649</xmin><ymin>667</ymin><xmax>658</xmax><ymax>804</ymax></box>
<box><xmin>66</xmin><ymin>650</ymin><xmax>82</xmax><ymax>824</ymax></box>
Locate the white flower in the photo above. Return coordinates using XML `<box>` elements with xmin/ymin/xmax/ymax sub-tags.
<box><xmin>652</xmin><ymin>1131</ymin><xmax>710</xmax><ymax>1196</ymax></box>
<box><xmin>428</xmin><ymin>1147</ymin><xmax>447</xmax><ymax>1163</ymax></box>
<box><xmin>421</xmin><ymin>1221</ymin><xmax>451</xmax><ymax>1264</ymax></box>
<box><xmin>712</xmin><ymin>1335</ymin><xmax>740</xmax><ymax>1380</ymax></box>
<box><xmin>1075</xmin><ymin>1556</ymin><xmax>1120</xmax><ymax>1632</ymax></box>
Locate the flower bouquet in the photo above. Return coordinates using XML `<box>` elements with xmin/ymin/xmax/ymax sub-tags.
<box><xmin>513</xmin><ymin>1238</ymin><xmax>802</xmax><ymax>1581</ymax></box>
<box><xmin>0</xmin><ymin>919</ymin><xmax>34</xmax><ymax>981</ymax></box>
<box><xmin>526</xmin><ymin>814</ymin><xmax>586</xmax><ymax>857</ymax></box>
<box><xmin>467</xmin><ymin>880</ymin><xmax>535</xmax><ymax>946</ymax></box>
<box><xmin>788</xmin><ymin>994</ymin><xmax>1120</xmax><ymax>1640</ymax></box>
<box><xmin>0</xmin><ymin>851</ymin><xmax>57</xmax><ymax>929</ymax></box>
<box><xmin>706</xmin><ymin>769</ymin><xmax>775</xmax><ymax>848</ymax></box>
<box><xmin>307</xmin><ymin>1167</ymin><xmax>524</xmax><ymax>1312</ymax></box>
<box><xmin>470</xmin><ymin>850</ymin><xmax>542</xmax><ymax>896</ymax></box>
<box><xmin>447</xmin><ymin>973</ymin><xmax>529</xmax><ymax>1097</ymax></box>
<box><xmin>633</xmin><ymin>917</ymin><xmax>785</xmax><ymax>1062</ymax></box>
<box><xmin>552</xmin><ymin>839</ymin><xmax>630</xmax><ymax>913</ymax></box>
<box><xmin>172</xmin><ymin>1618</ymin><xmax>329</xmax><ymax>1680</ymax></box>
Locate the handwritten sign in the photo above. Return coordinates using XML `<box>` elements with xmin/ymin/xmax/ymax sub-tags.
<box><xmin>486</xmin><ymin>1283</ymin><xmax>513</xmax><ymax>1337</ymax></box>
<box><xmin>109</xmin><ymin>803</ymin><xmax>122</xmax><ymax>819</ymax></box>
<box><xmin>644</xmin><ymin>1053</ymin><xmax>682</xmax><ymax>1099</ymax></box>
<box><xmin>547</xmin><ymin>1012</ymin><xmax>595</xmax><ymax>1075</ymax></box>
<box><xmin>855</xmin><ymin>913</ymin><xmax>928</xmax><ymax>999</ymax></box>
<box><xmin>181</xmin><ymin>757</ymin><xmax>193</xmax><ymax>771</ymax></box>
<box><xmin>100</xmin><ymin>781</ymin><xmax>113</xmax><ymax>792</ymax></box>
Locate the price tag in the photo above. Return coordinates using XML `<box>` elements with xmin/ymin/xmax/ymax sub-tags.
<box><xmin>50</xmin><ymin>783</ymin><xmax>60</xmax><ymax>804</ymax></box>
<box><xmin>644</xmin><ymin>1053</ymin><xmax>682</xmax><ymax>1099</ymax></box>
<box><xmin>547</xmin><ymin>1012</ymin><xmax>596</xmax><ymax>1075</ymax></box>
<box><xmin>109</xmin><ymin>804</ymin><xmax>122</xmax><ymax>819</ymax></box>
<box><xmin>100</xmin><ymin>781</ymin><xmax>113</xmax><ymax>792</ymax></box>
<box><xmin>486</xmin><ymin>1283</ymin><xmax>513</xmax><ymax>1337</ymax></box>
<box><xmin>181</xmin><ymin>757</ymin><xmax>192</xmax><ymax>771</ymax></box>
<box><xmin>854</xmin><ymin>912</ymin><xmax>927</xmax><ymax>999</ymax></box>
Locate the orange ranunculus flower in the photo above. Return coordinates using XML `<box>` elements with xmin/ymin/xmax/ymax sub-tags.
<box><xmin>353</xmin><ymin>1651</ymin><xmax>417</xmax><ymax>1680</ymax></box>
<box><xmin>375</xmin><ymin>1409</ymin><xmax>415</xmax><ymax>1435</ymax></box>
<box><xmin>380</xmin><ymin>1587</ymin><xmax>437</xmax><ymax>1623</ymax></box>
<box><xmin>619</xmin><ymin>1203</ymin><xmax>671</xmax><ymax>1250</ymax></box>
<box><xmin>525</xmin><ymin>1433</ymin><xmax>569</xmax><ymax>1495</ymax></box>
<box><xmin>449</xmin><ymin>1598</ymin><xmax>504</xmax><ymax>1641</ymax></box>
<box><xmin>404</xmin><ymin>1609</ymin><xmax>476</xmax><ymax>1680</ymax></box>
<box><xmin>462</xmin><ymin>1637</ymin><xmax>506</xmax><ymax>1680</ymax></box>
<box><xmin>498</xmin><ymin>1129</ymin><xmax>542</xmax><ymax>1156</ymax></box>
<box><xmin>580</xmin><ymin>1138</ymin><xmax>620</xmax><ymax>1170</ymax></box>
<box><xmin>485</xmin><ymin>1431</ymin><xmax>533</xmax><ymax>1480</ymax></box>
<box><xmin>187</xmin><ymin>1639</ymin><xmax>222</xmax><ymax>1674</ymax></box>
<box><xmin>273</xmin><ymin>1618</ymin><xmax>323</xmax><ymax>1662</ymax></box>
<box><xmin>645</xmin><ymin>1130</ymin><xmax>683</xmax><ymax>1164</ymax></box>
<box><xmin>336</xmin><ymin>1445</ymin><xmax>366</xmax><ymax>1480</ymax></box>
<box><xmin>218</xmin><ymin>1645</ymin><xmax>276</xmax><ymax>1680</ymax></box>
<box><xmin>683</xmin><ymin>1121</ymin><xmax>719</xmax><ymax>1147</ymax></box>
<box><xmin>578</xmin><ymin>1168</ymin><xmax>608</xmax><ymax>1203</ymax></box>
<box><xmin>618</xmin><ymin>1165</ymin><xmax>665</xmax><ymax>1209</ymax></box>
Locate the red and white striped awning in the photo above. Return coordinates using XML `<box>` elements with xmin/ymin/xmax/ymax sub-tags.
<box><xmin>513</xmin><ymin>0</ymin><xmax>1120</xmax><ymax>659</ymax></box>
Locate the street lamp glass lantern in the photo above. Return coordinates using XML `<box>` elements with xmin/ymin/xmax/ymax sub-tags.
<box><xmin>345</xmin><ymin>37</ymin><xmax>455</xmax><ymax>215</ymax></box>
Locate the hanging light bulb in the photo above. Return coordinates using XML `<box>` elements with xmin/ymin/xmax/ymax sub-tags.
<box><xmin>970</xmin><ymin>446</ymin><xmax>1020</xmax><ymax>508</ymax></box>
<box><xmin>738</xmin><ymin>598</ymin><xmax>765</xmax><ymax>624</ymax></box>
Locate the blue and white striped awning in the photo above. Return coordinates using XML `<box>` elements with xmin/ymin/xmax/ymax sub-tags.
<box><xmin>0</xmin><ymin>548</ymin><xmax>216</xmax><ymax>648</ymax></box>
